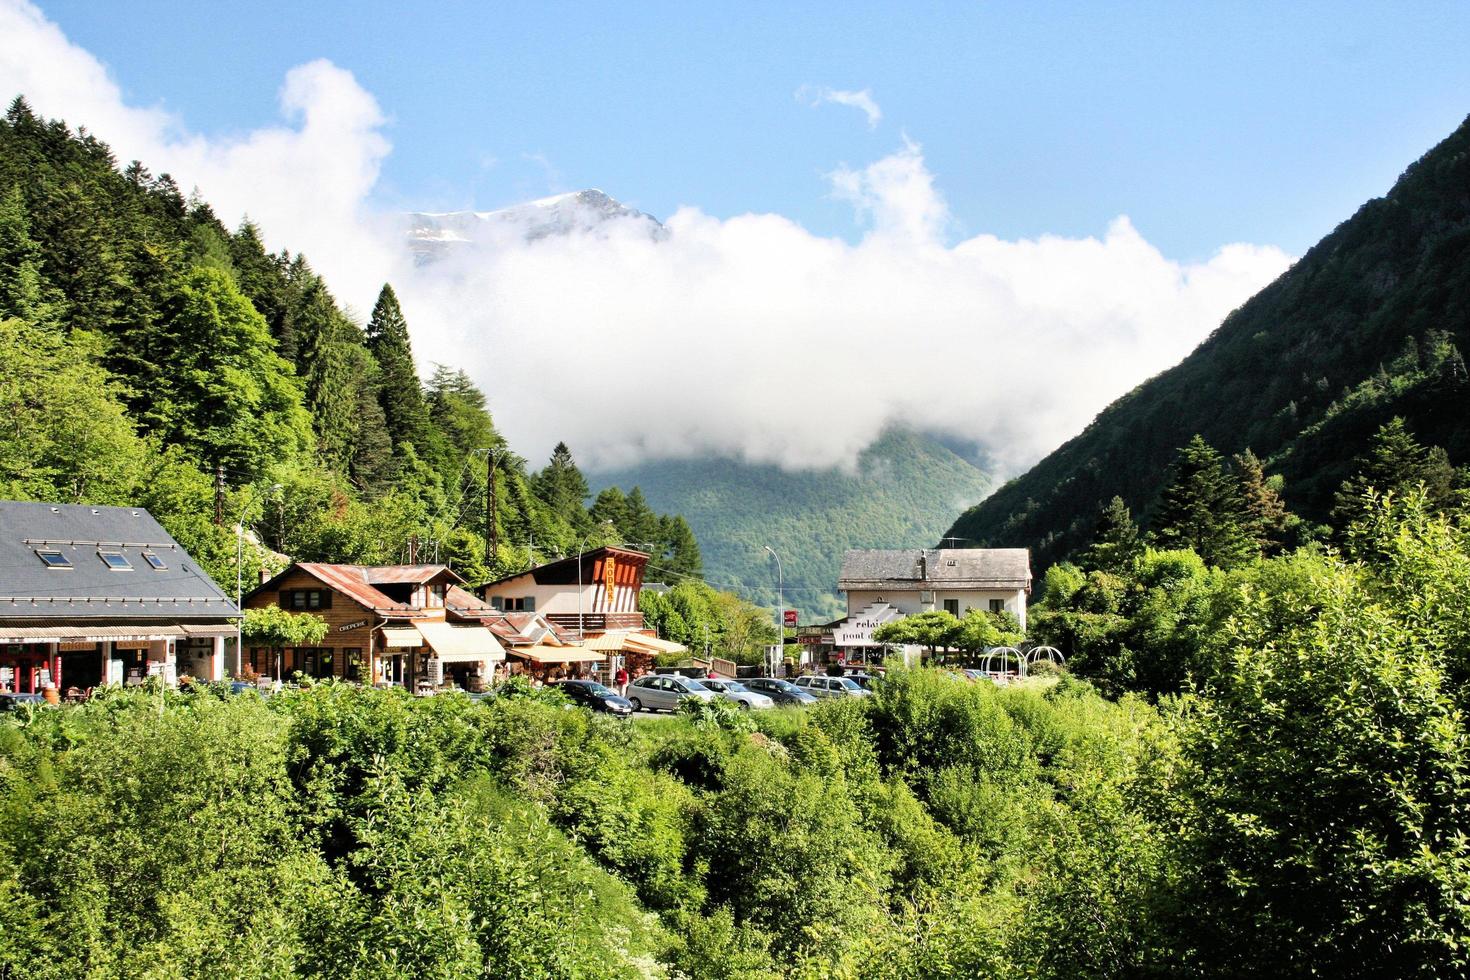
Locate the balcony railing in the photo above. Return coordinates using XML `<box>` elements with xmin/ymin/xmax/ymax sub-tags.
<box><xmin>545</xmin><ymin>612</ymin><xmax>644</xmax><ymax>633</ymax></box>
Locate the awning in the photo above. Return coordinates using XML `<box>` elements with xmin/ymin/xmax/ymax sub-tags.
<box><xmin>181</xmin><ymin>624</ymin><xmax>239</xmax><ymax>637</ymax></box>
<box><xmin>0</xmin><ymin>624</ymin><xmax>188</xmax><ymax>643</ymax></box>
<box><xmin>379</xmin><ymin>625</ymin><xmax>423</xmax><ymax>649</ymax></box>
<box><xmin>625</xmin><ymin>634</ymin><xmax>687</xmax><ymax>655</ymax></box>
<box><xmin>415</xmin><ymin>620</ymin><xmax>505</xmax><ymax>663</ymax></box>
<box><xmin>582</xmin><ymin>630</ymin><xmax>687</xmax><ymax>655</ymax></box>
<box><xmin>508</xmin><ymin>643</ymin><xmax>605</xmax><ymax>664</ymax></box>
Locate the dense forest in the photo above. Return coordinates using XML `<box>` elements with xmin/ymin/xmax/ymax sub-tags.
<box><xmin>595</xmin><ymin>428</ymin><xmax>992</xmax><ymax>622</ymax></box>
<box><xmin>947</xmin><ymin>112</ymin><xmax>1470</xmax><ymax>569</ymax></box>
<box><xmin>0</xmin><ymin>96</ymin><xmax>703</xmax><ymax>590</ymax></box>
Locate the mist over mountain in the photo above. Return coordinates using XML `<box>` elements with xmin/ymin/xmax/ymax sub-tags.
<box><xmin>592</xmin><ymin>428</ymin><xmax>992</xmax><ymax>621</ymax></box>
<box><xmin>947</xmin><ymin>113</ymin><xmax>1470</xmax><ymax>568</ymax></box>
<box><xmin>405</xmin><ymin>189</ymin><xmax>665</xmax><ymax>262</ymax></box>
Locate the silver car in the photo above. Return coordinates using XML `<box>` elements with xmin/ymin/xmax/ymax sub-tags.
<box><xmin>698</xmin><ymin>678</ymin><xmax>775</xmax><ymax>710</ymax></box>
<box><xmin>626</xmin><ymin>674</ymin><xmax>718</xmax><ymax>713</ymax></box>
<box><xmin>792</xmin><ymin>675</ymin><xmax>871</xmax><ymax>699</ymax></box>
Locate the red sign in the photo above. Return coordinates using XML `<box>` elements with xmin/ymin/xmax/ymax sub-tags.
<box><xmin>783</xmin><ymin>609</ymin><xmax>798</xmax><ymax>627</ymax></box>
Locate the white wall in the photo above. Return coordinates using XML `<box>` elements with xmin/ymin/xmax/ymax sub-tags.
<box><xmin>845</xmin><ymin>587</ymin><xmax>1028</xmax><ymax>632</ymax></box>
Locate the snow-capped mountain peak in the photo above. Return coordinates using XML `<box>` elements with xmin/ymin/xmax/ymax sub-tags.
<box><xmin>406</xmin><ymin>189</ymin><xmax>665</xmax><ymax>262</ymax></box>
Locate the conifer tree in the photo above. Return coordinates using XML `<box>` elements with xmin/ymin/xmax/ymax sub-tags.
<box><xmin>344</xmin><ymin>345</ymin><xmax>396</xmax><ymax>495</ymax></box>
<box><xmin>1234</xmin><ymin>449</ymin><xmax>1291</xmax><ymax>553</ymax></box>
<box><xmin>534</xmin><ymin>442</ymin><xmax>591</xmax><ymax>527</ymax></box>
<box><xmin>623</xmin><ymin>487</ymin><xmax>661</xmax><ymax>546</ymax></box>
<box><xmin>658</xmin><ymin>514</ymin><xmax>703</xmax><ymax>579</ymax></box>
<box><xmin>228</xmin><ymin>220</ymin><xmax>288</xmax><ymax>336</ymax></box>
<box><xmin>1332</xmin><ymin>417</ymin><xmax>1456</xmax><ymax>525</ymax></box>
<box><xmin>589</xmin><ymin>486</ymin><xmax>631</xmax><ymax>533</ymax></box>
<box><xmin>1082</xmin><ymin>496</ymin><xmax>1141</xmax><ymax>572</ymax></box>
<box><xmin>1152</xmin><ymin>435</ymin><xmax>1256</xmax><ymax>568</ymax></box>
<box><xmin>0</xmin><ymin>186</ymin><xmax>63</xmax><ymax>326</ymax></box>
<box><xmin>297</xmin><ymin>285</ymin><xmax>360</xmax><ymax>468</ymax></box>
<box><xmin>365</xmin><ymin>284</ymin><xmax>430</xmax><ymax>451</ymax></box>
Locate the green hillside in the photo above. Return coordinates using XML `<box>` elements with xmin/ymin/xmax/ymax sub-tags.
<box><xmin>593</xmin><ymin>428</ymin><xmax>993</xmax><ymax>621</ymax></box>
<box><xmin>948</xmin><ymin>112</ymin><xmax>1470</xmax><ymax>567</ymax></box>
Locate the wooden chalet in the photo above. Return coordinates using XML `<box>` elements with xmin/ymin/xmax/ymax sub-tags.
<box><xmin>244</xmin><ymin>563</ymin><xmax>504</xmax><ymax>690</ymax></box>
<box><xmin>446</xmin><ymin>586</ymin><xmax>606</xmax><ymax>680</ymax></box>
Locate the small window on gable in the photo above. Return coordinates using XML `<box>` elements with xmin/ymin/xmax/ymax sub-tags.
<box><xmin>98</xmin><ymin>550</ymin><xmax>132</xmax><ymax>570</ymax></box>
<box><xmin>36</xmin><ymin>549</ymin><xmax>71</xmax><ymax>569</ymax></box>
<box><xmin>141</xmin><ymin>551</ymin><xmax>167</xmax><ymax>570</ymax></box>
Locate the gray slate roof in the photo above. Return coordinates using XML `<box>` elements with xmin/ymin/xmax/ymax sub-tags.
<box><xmin>0</xmin><ymin>501</ymin><xmax>238</xmax><ymax>621</ymax></box>
<box><xmin>838</xmin><ymin>548</ymin><xmax>1031</xmax><ymax>589</ymax></box>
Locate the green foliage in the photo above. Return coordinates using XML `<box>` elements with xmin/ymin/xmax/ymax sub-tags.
<box><xmin>241</xmin><ymin>604</ymin><xmax>329</xmax><ymax>649</ymax></box>
<box><xmin>1152</xmin><ymin>435</ymin><xmax>1257</xmax><ymax>569</ymax></box>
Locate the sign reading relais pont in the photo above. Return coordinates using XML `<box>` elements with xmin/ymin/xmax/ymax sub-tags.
<box><xmin>833</xmin><ymin>602</ymin><xmax>902</xmax><ymax>647</ymax></box>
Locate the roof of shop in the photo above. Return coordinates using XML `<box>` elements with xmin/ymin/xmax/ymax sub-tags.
<box><xmin>838</xmin><ymin>548</ymin><xmax>1031</xmax><ymax>590</ymax></box>
<box><xmin>0</xmin><ymin>501</ymin><xmax>238</xmax><ymax>621</ymax></box>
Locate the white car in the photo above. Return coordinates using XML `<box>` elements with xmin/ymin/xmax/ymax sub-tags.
<box><xmin>792</xmin><ymin>675</ymin><xmax>871</xmax><ymax>699</ymax></box>
<box><xmin>626</xmin><ymin>674</ymin><xmax>718</xmax><ymax>713</ymax></box>
<box><xmin>698</xmin><ymin>678</ymin><xmax>775</xmax><ymax>710</ymax></box>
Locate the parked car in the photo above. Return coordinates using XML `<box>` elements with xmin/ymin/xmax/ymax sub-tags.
<box><xmin>0</xmin><ymin>692</ymin><xmax>47</xmax><ymax>713</ymax></box>
<box><xmin>626</xmin><ymin>674</ymin><xmax>718</xmax><ymax>713</ymax></box>
<box><xmin>554</xmin><ymin>679</ymin><xmax>634</xmax><ymax>716</ymax></box>
<box><xmin>845</xmin><ymin>672</ymin><xmax>881</xmax><ymax>691</ymax></box>
<box><xmin>792</xmin><ymin>675</ymin><xmax>870</xmax><ymax>699</ymax></box>
<box><xmin>742</xmin><ymin>676</ymin><xmax>819</xmax><ymax>706</ymax></box>
<box><xmin>698</xmin><ymin>678</ymin><xmax>775</xmax><ymax>710</ymax></box>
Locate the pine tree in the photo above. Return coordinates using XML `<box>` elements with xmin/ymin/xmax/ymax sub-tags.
<box><xmin>297</xmin><ymin>285</ymin><xmax>359</xmax><ymax>468</ymax></box>
<box><xmin>589</xmin><ymin>486</ymin><xmax>631</xmax><ymax>534</ymax></box>
<box><xmin>1152</xmin><ymin>435</ymin><xmax>1256</xmax><ymax>568</ymax></box>
<box><xmin>228</xmin><ymin>220</ymin><xmax>288</xmax><ymax>336</ymax></box>
<box><xmin>533</xmin><ymin>442</ymin><xmax>591</xmax><ymax>527</ymax></box>
<box><xmin>0</xmin><ymin>185</ymin><xmax>63</xmax><ymax>326</ymax></box>
<box><xmin>343</xmin><ymin>345</ymin><xmax>396</xmax><ymax>495</ymax></box>
<box><xmin>658</xmin><ymin>514</ymin><xmax>703</xmax><ymax>579</ymax></box>
<box><xmin>623</xmin><ymin>486</ymin><xmax>661</xmax><ymax>546</ymax></box>
<box><xmin>1332</xmin><ymin>417</ymin><xmax>1455</xmax><ymax>525</ymax></box>
<box><xmin>365</xmin><ymin>284</ymin><xmax>430</xmax><ymax>451</ymax></box>
<box><xmin>1234</xmin><ymin>449</ymin><xmax>1291</xmax><ymax>554</ymax></box>
<box><xmin>1081</xmin><ymin>496</ymin><xmax>1141</xmax><ymax>572</ymax></box>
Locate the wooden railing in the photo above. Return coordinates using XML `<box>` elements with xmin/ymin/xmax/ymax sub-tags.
<box><xmin>545</xmin><ymin>612</ymin><xmax>644</xmax><ymax>633</ymax></box>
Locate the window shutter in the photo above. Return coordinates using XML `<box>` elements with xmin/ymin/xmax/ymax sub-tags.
<box><xmin>321</xmin><ymin>590</ymin><xmax>332</xmax><ymax>609</ymax></box>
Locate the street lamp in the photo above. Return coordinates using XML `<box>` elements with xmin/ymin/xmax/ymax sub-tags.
<box><xmin>763</xmin><ymin>545</ymin><xmax>783</xmax><ymax>675</ymax></box>
<box><xmin>235</xmin><ymin>482</ymin><xmax>283</xmax><ymax>679</ymax></box>
<box><xmin>576</xmin><ymin>521</ymin><xmax>616</xmax><ymax>640</ymax></box>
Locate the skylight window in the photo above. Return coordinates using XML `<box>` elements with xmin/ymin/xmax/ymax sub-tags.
<box><xmin>141</xmin><ymin>551</ymin><xmax>167</xmax><ymax>570</ymax></box>
<box><xmin>98</xmin><ymin>550</ymin><xmax>133</xmax><ymax>570</ymax></box>
<box><xmin>36</xmin><ymin>549</ymin><xmax>71</xmax><ymax>569</ymax></box>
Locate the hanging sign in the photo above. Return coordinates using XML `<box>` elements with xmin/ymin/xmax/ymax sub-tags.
<box><xmin>604</xmin><ymin>555</ymin><xmax>618</xmax><ymax>607</ymax></box>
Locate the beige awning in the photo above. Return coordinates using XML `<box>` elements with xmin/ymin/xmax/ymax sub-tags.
<box><xmin>625</xmin><ymin>634</ymin><xmax>687</xmax><ymax>655</ymax></box>
<box><xmin>379</xmin><ymin>625</ymin><xmax>423</xmax><ymax>649</ymax></box>
<box><xmin>0</xmin><ymin>624</ymin><xmax>186</xmax><ymax>643</ymax></box>
<box><xmin>508</xmin><ymin>643</ymin><xmax>605</xmax><ymax>664</ymax></box>
<box><xmin>416</xmin><ymin>620</ymin><xmax>505</xmax><ymax>663</ymax></box>
<box><xmin>181</xmin><ymin>624</ymin><xmax>239</xmax><ymax>637</ymax></box>
<box><xmin>582</xmin><ymin>630</ymin><xmax>687</xmax><ymax>655</ymax></box>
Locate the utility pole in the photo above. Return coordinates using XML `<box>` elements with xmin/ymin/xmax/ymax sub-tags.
<box><xmin>408</xmin><ymin>534</ymin><xmax>419</xmax><ymax>564</ymax></box>
<box><xmin>487</xmin><ymin>451</ymin><xmax>499</xmax><ymax>565</ymax></box>
<box><xmin>213</xmin><ymin>464</ymin><xmax>225</xmax><ymax>526</ymax></box>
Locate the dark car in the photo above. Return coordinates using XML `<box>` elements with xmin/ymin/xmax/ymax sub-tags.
<box><xmin>554</xmin><ymin>679</ymin><xmax>634</xmax><ymax>716</ymax></box>
<box><xmin>742</xmin><ymin>676</ymin><xmax>818</xmax><ymax>706</ymax></box>
<box><xmin>845</xmin><ymin>672</ymin><xmax>881</xmax><ymax>691</ymax></box>
<box><xmin>0</xmin><ymin>692</ymin><xmax>47</xmax><ymax>713</ymax></box>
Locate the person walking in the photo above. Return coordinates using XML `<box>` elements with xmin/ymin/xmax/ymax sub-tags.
<box><xmin>614</xmin><ymin>664</ymin><xmax>629</xmax><ymax>698</ymax></box>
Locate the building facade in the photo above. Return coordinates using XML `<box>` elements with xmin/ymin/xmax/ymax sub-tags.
<box><xmin>244</xmin><ymin>564</ymin><xmax>504</xmax><ymax>690</ymax></box>
<box><xmin>0</xmin><ymin>501</ymin><xmax>239</xmax><ymax>692</ymax></box>
<box><xmin>480</xmin><ymin>546</ymin><xmax>649</xmax><ymax>635</ymax></box>
<box><xmin>834</xmin><ymin>548</ymin><xmax>1032</xmax><ymax>655</ymax></box>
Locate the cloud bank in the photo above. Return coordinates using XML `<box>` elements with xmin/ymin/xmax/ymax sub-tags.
<box><xmin>1</xmin><ymin>0</ymin><xmax>1294</xmax><ymax>476</ymax></box>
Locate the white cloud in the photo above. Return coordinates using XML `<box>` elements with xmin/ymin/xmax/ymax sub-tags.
<box><xmin>1</xmin><ymin>0</ymin><xmax>1294</xmax><ymax>479</ymax></box>
<box><xmin>798</xmin><ymin>85</ymin><xmax>883</xmax><ymax>129</ymax></box>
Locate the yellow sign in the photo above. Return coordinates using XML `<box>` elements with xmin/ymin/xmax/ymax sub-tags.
<box><xmin>604</xmin><ymin>555</ymin><xmax>617</xmax><ymax>607</ymax></box>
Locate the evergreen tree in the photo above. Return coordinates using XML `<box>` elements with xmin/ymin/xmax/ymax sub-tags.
<box><xmin>1332</xmin><ymin>417</ymin><xmax>1456</xmax><ymax>525</ymax></box>
<box><xmin>1081</xmin><ymin>496</ymin><xmax>1141</xmax><ymax>573</ymax></box>
<box><xmin>534</xmin><ymin>442</ymin><xmax>591</xmax><ymax>527</ymax></box>
<box><xmin>228</xmin><ymin>220</ymin><xmax>288</xmax><ymax>336</ymax></box>
<box><xmin>622</xmin><ymin>487</ymin><xmax>661</xmax><ymax>546</ymax></box>
<box><xmin>343</xmin><ymin>344</ymin><xmax>396</xmax><ymax>495</ymax></box>
<box><xmin>589</xmin><ymin>486</ymin><xmax>631</xmax><ymax>533</ymax></box>
<box><xmin>0</xmin><ymin>185</ymin><xmax>63</xmax><ymax>326</ymax></box>
<box><xmin>297</xmin><ymin>285</ymin><xmax>360</xmax><ymax>468</ymax></box>
<box><xmin>1152</xmin><ymin>436</ymin><xmax>1256</xmax><ymax>569</ymax></box>
<box><xmin>658</xmin><ymin>514</ymin><xmax>703</xmax><ymax>579</ymax></box>
<box><xmin>1234</xmin><ymin>449</ymin><xmax>1291</xmax><ymax>554</ymax></box>
<box><xmin>365</xmin><ymin>284</ymin><xmax>430</xmax><ymax>451</ymax></box>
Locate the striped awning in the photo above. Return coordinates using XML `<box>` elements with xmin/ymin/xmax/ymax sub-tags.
<box><xmin>0</xmin><ymin>623</ymin><xmax>207</xmax><ymax>643</ymax></box>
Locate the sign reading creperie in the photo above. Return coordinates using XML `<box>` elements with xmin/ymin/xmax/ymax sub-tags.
<box><xmin>338</xmin><ymin>619</ymin><xmax>368</xmax><ymax>633</ymax></box>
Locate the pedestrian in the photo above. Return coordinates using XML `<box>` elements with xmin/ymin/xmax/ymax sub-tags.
<box><xmin>614</xmin><ymin>664</ymin><xmax>629</xmax><ymax>698</ymax></box>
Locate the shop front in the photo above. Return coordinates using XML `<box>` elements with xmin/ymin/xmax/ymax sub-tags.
<box><xmin>0</xmin><ymin>643</ymin><xmax>58</xmax><ymax>694</ymax></box>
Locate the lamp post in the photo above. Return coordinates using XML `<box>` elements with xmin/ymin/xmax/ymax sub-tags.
<box><xmin>763</xmin><ymin>545</ymin><xmax>783</xmax><ymax>675</ymax></box>
<box><xmin>235</xmin><ymin>482</ymin><xmax>283</xmax><ymax>679</ymax></box>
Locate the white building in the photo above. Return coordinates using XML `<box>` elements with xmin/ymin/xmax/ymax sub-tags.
<box><xmin>834</xmin><ymin>548</ymin><xmax>1032</xmax><ymax>651</ymax></box>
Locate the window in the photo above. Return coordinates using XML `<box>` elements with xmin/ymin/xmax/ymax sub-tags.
<box><xmin>426</xmin><ymin>583</ymin><xmax>445</xmax><ymax>608</ymax></box>
<box><xmin>943</xmin><ymin>598</ymin><xmax>960</xmax><ymax>616</ymax></box>
<box><xmin>35</xmin><ymin>549</ymin><xmax>71</xmax><ymax>569</ymax></box>
<box><xmin>501</xmin><ymin>597</ymin><xmax>536</xmax><ymax>612</ymax></box>
<box><xmin>98</xmin><ymin>550</ymin><xmax>132</xmax><ymax>570</ymax></box>
<box><xmin>988</xmin><ymin>599</ymin><xmax>1005</xmax><ymax>613</ymax></box>
<box><xmin>141</xmin><ymin>551</ymin><xmax>167</xmax><ymax>570</ymax></box>
<box><xmin>490</xmin><ymin>596</ymin><xmax>504</xmax><ymax>611</ymax></box>
<box><xmin>284</xmin><ymin>589</ymin><xmax>331</xmax><ymax>610</ymax></box>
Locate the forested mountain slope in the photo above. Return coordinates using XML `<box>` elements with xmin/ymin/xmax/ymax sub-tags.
<box><xmin>948</xmin><ymin>112</ymin><xmax>1470</xmax><ymax>567</ymax></box>
<box><xmin>594</xmin><ymin>428</ymin><xmax>992</xmax><ymax>621</ymax></box>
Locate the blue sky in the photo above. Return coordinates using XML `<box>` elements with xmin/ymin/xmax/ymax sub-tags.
<box><xmin>35</xmin><ymin>0</ymin><xmax>1470</xmax><ymax>261</ymax></box>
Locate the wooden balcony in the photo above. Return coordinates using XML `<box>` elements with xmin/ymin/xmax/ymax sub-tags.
<box><xmin>545</xmin><ymin>612</ymin><xmax>644</xmax><ymax>633</ymax></box>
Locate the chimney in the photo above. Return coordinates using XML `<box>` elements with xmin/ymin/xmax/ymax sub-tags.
<box><xmin>259</xmin><ymin>566</ymin><xmax>272</xmax><ymax>585</ymax></box>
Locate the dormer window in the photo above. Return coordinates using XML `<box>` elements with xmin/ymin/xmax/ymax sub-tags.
<box><xmin>141</xmin><ymin>551</ymin><xmax>167</xmax><ymax>570</ymax></box>
<box><xmin>36</xmin><ymin>549</ymin><xmax>71</xmax><ymax>569</ymax></box>
<box><xmin>98</xmin><ymin>550</ymin><xmax>132</xmax><ymax>571</ymax></box>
